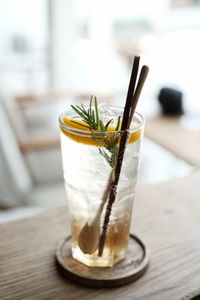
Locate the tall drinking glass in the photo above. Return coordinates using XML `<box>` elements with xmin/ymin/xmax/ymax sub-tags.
<box><xmin>59</xmin><ymin>105</ymin><xmax>144</xmax><ymax>267</ymax></box>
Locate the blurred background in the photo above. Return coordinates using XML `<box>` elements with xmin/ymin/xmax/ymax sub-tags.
<box><xmin>0</xmin><ymin>0</ymin><xmax>199</xmax><ymax>222</ymax></box>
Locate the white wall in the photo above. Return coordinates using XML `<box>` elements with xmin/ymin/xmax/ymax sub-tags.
<box><xmin>0</xmin><ymin>0</ymin><xmax>48</xmax><ymax>55</ymax></box>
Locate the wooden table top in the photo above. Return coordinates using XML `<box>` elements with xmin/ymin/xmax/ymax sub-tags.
<box><xmin>145</xmin><ymin>116</ymin><xmax>200</xmax><ymax>167</ymax></box>
<box><xmin>1</xmin><ymin>170</ymin><xmax>200</xmax><ymax>300</ymax></box>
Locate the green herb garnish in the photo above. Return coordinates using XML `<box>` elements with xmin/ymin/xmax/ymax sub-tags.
<box><xmin>71</xmin><ymin>96</ymin><xmax>121</xmax><ymax>169</ymax></box>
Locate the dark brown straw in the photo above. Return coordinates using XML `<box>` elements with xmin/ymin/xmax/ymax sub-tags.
<box><xmin>98</xmin><ymin>56</ymin><xmax>146</xmax><ymax>256</ymax></box>
<box><xmin>121</xmin><ymin>56</ymin><xmax>140</xmax><ymax>130</ymax></box>
<box><xmin>127</xmin><ymin>65</ymin><xmax>149</xmax><ymax>128</ymax></box>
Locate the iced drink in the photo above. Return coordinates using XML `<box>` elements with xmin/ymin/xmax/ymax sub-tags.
<box><xmin>59</xmin><ymin>104</ymin><xmax>144</xmax><ymax>267</ymax></box>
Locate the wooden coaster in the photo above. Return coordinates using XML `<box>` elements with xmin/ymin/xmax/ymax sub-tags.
<box><xmin>56</xmin><ymin>234</ymin><xmax>150</xmax><ymax>288</ymax></box>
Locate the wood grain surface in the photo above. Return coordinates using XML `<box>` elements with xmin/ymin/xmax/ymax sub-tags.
<box><xmin>1</xmin><ymin>170</ymin><xmax>200</xmax><ymax>300</ymax></box>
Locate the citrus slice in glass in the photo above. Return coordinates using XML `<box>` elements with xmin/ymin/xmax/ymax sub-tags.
<box><xmin>60</xmin><ymin>117</ymin><xmax>142</xmax><ymax>146</ymax></box>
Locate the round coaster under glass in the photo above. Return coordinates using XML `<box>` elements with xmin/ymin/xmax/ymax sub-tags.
<box><xmin>56</xmin><ymin>234</ymin><xmax>150</xmax><ymax>288</ymax></box>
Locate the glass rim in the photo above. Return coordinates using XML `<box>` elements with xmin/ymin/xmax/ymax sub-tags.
<box><xmin>59</xmin><ymin>105</ymin><xmax>144</xmax><ymax>135</ymax></box>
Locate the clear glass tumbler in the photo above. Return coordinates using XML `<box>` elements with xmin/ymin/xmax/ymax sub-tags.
<box><xmin>59</xmin><ymin>105</ymin><xmax>144</xmax><ymax>267</ymax></box>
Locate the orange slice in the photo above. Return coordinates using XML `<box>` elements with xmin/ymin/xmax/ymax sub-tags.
<box><xmin>60</xmin><ymin>117</ymin><xmax>141</xmax><ymax>146</ymax></box>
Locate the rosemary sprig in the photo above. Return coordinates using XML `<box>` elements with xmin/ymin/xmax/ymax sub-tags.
<box><xmin>70</xmin><ymin>96</ymin><xmax>121</xmax><ymax>169</ymax></box>
<box><xmin>71</xmin><ymin>96</ymin><xmax>99</xmax><ymax>130</ymax></box>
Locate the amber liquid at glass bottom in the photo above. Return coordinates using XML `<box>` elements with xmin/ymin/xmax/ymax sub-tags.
<box><xmin>59</xmin><ymin>107</ymin><xmax>144</xmax><ymax>267</ymax></box>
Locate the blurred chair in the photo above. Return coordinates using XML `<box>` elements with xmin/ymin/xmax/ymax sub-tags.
<box><xmin>0</xmin><ymin>94</ymin><xmax>66</xmax><ymax>208</ymax></box>
<box><xmin>0</xmin><ymin>95</ymin><xmax>32</xmax><ymax>206</ymax></box>
<box><xmin>2</xmin><ymin>92</ymin><xmax>63</xmax><ymax>183</ymax></box>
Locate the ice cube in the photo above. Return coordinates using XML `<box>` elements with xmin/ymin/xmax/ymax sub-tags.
<box><xmin>98</xmin><ymin>103</ymin><xmax>122</xmax><ymax>126</ymax></box>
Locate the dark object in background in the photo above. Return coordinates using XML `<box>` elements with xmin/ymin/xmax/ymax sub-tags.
<box><xmin>158</xmin><ymin>87</ymin><xmax>184</xmax><ymax>115</ymax></box>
